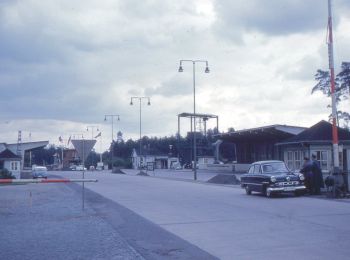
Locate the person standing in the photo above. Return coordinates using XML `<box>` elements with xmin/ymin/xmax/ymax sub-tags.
<box><xmin>300</xmin><ymin>157</ymin><xmax>313</xmax><ymax>194</ymax></box>
<box><xmin>311</xmin><ymin>154</ymin><xmax>324</xmax><ymax>195</ymax></box>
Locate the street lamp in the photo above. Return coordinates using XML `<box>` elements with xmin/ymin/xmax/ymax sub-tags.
<box><xmin>130</xmin><ymin>96</ymin><xmax>151</xmax><ymax>170</ymax></box>
<box><xmin>86</xmin><ymin>125</ymin><xmax>99</xmax><ymax>168</ymax></box>
<box><xmin>104</xmin><ymin>115</ymin><xmax>120</xmax><ymax>170</ymax></box>
<box><xmin>178</xmin><ymin>59</ymin><xmax>210</xmax><ymax>180</ymax></box>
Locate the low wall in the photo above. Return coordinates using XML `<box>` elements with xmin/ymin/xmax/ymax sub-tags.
<box><xmin>232</xmin><ymin>164</ymin><xmax>250</xmax><ymax>173</ymax></box>
<box><xmin>198</xmin><ymin>163</ymin><xmax>233</xmax><ymax>172</ymax></box>
<box><xmin>198</xmin><ymin>163</ymin><xmax>251</xmax><ymax>173</ymax></box>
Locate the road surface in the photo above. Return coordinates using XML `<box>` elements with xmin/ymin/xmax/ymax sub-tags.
<box><xmin>51</xmin><ymin>170</ymin><xmax>350</xmax><ymax>260</ymax></box>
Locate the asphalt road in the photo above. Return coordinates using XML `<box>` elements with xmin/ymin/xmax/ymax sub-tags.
<box><xmin>53</xmin><ymin>170</ymin><xmax>350</xmax><ymax>260</ymax></box>
<box><xmin>2</xmin><ymin>170</ymin><xmax>350</xmax><ymax>259</ymax></box>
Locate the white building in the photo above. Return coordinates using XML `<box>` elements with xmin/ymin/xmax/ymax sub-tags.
<box><xmin>0</xmin><ymin>149</ymin><xmax>21</xmax><ymax>179</ymax></box>
<box><xmin>131</xmin><ymin>149</ymin><xmax>179</xmax><ymax>170</ymax></box>
<box><xmin>0</xmin><ymin>141</ymin><xmax>49</xmax><ymax>178</ymax></box>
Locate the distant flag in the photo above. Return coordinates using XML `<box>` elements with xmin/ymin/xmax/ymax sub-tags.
<box><xmin>67</xmin><ymin>136</ymin><xmax>71</xmax><ymax>145</ymax></box>
<box><xmin>95</xmin><ymin>132</ymin><xmax>102</xmax><ymax>138</ymax></box>
<box><xmin>59</xmin><ymin>136</ymin><xmax>63</xmax><ymax>143</ymax></box>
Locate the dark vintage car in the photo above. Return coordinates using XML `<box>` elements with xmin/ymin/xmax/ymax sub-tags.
<box><xmin>240</xmin><ymin>160</ymin><xmax>306</xmax><ymax>197</ymax></box>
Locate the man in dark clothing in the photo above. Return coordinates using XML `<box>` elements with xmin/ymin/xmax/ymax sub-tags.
<box><xmin>311</xmin><ymin>154</ymin><xmax>324</xmax><ymax>195</ymax></box>
<box><xmin>300</xmin><ymin>157</ymin><xmax>313</xmax><ymax>193</ymax></box>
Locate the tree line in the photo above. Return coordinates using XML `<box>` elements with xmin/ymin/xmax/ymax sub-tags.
<box><xmin>31</xmin><ymin>128</ymin><xmax>237</xmax><ymax>169</ymax></box>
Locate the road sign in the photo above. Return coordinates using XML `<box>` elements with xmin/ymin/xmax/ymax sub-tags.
<box><xmin>71</xmin><ymin>139</ymin><xmax>96</xmax><ymax>163</ymax></box>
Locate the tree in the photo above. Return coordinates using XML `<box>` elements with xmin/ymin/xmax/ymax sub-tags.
<box><xmin>312</xmin><ymin>62</ymin><xmax>350</xmax><ymax>126</ymax></box>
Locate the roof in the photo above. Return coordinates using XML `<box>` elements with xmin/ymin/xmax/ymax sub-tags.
<box><xmin>178</xmin><ymin>112</ymin><xmax>218</xmax><ymax>119</ymax></box>
<box><xmin>277</xmin><ymin>120</ymin><xmax>350</xmax><ymax>145</ymax></box>
<box><xmin>218</xmin><ymin>124</ymin><xmax>305</xmax><ymax>142</ymax></box>
<box><xmin>0</xmin><ymin>149</ymin><xmax>21</xmax><ymax>160</ymax></box>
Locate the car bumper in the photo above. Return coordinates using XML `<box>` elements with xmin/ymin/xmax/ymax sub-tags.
<box><xmin>267</xmin><ymin>185</ymin><xmax>306</xmax><ymax>193</ymax></box>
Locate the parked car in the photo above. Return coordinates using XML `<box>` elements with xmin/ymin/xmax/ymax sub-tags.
<box><xmin>75</xmin><ymin>165</ymin><xmax>87</xmax><ymax>171</ymax></box>
<box><xmin>32</xmin><ymin>166</ymin><xmax>48</xmax><ymax>179</ymax></box>
<box><xmin>240</xmin><ymin>160</ymin><xmax>306</xmax><ymax>197</ymax></box>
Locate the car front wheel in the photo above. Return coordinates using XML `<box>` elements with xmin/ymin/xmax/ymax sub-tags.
<box><xmin>265</xmin><ymin>188</ymin><xmax>273</xmax><ymax>198</ymax></box>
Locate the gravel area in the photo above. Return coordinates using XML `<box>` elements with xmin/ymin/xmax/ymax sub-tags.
<box><xmin>207</xmin><ymin>174</ymin><xmax>241</xmax><ymax>185</ymax></box>
<box><xmin>0</xmin><ymin>183</ymin><xmax>143</xmax><ymax>260</ymax></box>
<box><xmin>0</xmin><ymin>181</ymin><xmax>217</xmax><ymax>260</ymax></box>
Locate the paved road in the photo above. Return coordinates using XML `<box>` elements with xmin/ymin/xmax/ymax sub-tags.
<box><xmin>53</xmin><ymin>170</ymin><xmax>350</xmax><ymax>260</ymax></box>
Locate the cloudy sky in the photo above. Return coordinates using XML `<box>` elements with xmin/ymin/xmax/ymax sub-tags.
<box><xmin>1</xmin><ymin>0</ymin><xmax>350</xmax><ymax>152</ymax></box>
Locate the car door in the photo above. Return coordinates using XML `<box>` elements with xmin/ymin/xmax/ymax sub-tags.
<box><xmin>250</xmin><ymin>164</ymin><xmax>262</xmax><ymax>192</ymax></box>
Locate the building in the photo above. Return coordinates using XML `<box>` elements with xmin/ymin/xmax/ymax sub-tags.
<box><xmin>0</xmin><ymin>149</ymin><xmax>22</xmax><ymax>178</ymax></box>
<box><xmin>277</xmin><ymin>120</ymin><xmax>350</xmax><ymax>172</ymax></box>
<box><xmin>218</xmin><ymin>124</ymin><xmax>306</xmax><ymax>171</ymax></box>
<box><xmin>131</xmin><ymin>149</ymin><xmax>179</xmax><ymax>170</ymax></box>
<box><xmin>0</xmin><ymin>141</ymin><xmax>49</xmax><ymax>175</ymax></box>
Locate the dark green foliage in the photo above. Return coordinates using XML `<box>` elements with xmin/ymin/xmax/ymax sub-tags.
<box><xmin>313</xmin><ymin>62</ymin><xmax>350</xmax><ymax>126</ymax></box>
<box><xmin>0</xmin><ymin>168</ymin><xmax>15</xmax><ymax>179</ymax></box>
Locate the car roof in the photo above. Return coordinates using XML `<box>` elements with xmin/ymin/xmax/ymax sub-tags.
<box><xmin>252</xmin><ymin>160</ymin><xmax>284</xmax><ymax>165</ymax></box>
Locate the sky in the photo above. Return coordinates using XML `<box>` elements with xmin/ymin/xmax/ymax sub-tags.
<box><xmin>1</xmin><ymin>0</ymin><xmax>350</xmax><ymax>152</ymax></box>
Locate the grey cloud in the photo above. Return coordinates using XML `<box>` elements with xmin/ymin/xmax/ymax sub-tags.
<box><xmin>145</xmin><ymin>77</ymin><xmax>193</xmax><ymax>97</ymax></box>
<box><xmin>213</xmin><ymin>0</ymin><xmax>348</xmax><ymax>41</ymax></box>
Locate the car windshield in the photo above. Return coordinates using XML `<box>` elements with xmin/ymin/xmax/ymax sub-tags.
<box><xmin>35</xmin><ymin>168</ymin><xmax>46</xmax><ymax>172</ymax></box>
<box><xmin>261</xmin><ymin>162</ymin><xmax>289</xmax><ymax>174</ymax></box>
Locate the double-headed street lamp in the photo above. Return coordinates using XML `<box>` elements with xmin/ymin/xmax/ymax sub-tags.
<box><xmin>130</xmin><ymin>96</ymin><xmax>151</xmax><ymax>169</ymax></box>
<box><xmin>104</xmin><ymin>115</ymin><xmax>120</xmax><ymax>170</ymax></box>
<box><xmin>178</xmin><ymin>59</ymin><xmax>210</xmax><ymax>180</ymax></box>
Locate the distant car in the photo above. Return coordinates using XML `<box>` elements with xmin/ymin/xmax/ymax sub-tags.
<box><xmin>171</xmin><ymin>162</ymin><xmax>182</xmax><ymax>170</ymax></box>
<box><xmin>75</xmin><ymin>165</ymin><xmax>87</xmax><ymax>171</ymax></box>
<box><xmin>32</xmin><ymin>166</ymin><xmax>48</xmax><ymax>179</ymax></box>
<box><xmin>89</xmin><ymin>166</ymin><xmax>95</xmax><ymax>171</ymax></box>
<box><xmin>240</xmin><ymin>160</ymin><xmax>306</xmax><ymax>197</ymax></box>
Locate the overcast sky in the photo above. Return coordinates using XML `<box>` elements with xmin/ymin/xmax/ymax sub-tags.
<box><xmin>1</xmin><ymin>0</ymin><xmax>350</xmax><ymax>152</ymax></box>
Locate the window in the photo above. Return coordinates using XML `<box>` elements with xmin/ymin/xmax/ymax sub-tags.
<box><xmin>248</xmin><ymin>166</ymin><xmax>254</xmax><ymax>174</ymax></box>
<box><xmin>287</xmin><ymin>151</ymin><xmax>293</xmax><ymax>170</ymax></box>
<box><xmin>253</xmin><ymin>165</ymin><xmax>261</xmax><ymax>174</ymax></box>
<box><xmin>294</xmin><ymin>151</ymin><xmax>301</xmax><ymax>170</ymax></box>
<box><xmin>285</xmin><ymin>150</ymin><xmax>308</xmax><ymax>171</ymax></box>
<box><xmin>314</xmin><ymin>150</ymin><xmax>328</xmax><ymax>170</ymax></box>
<box><xmin>11</xmin><ymin>161</ymin><xmax>18</xmax><ymax>171</ymax></box>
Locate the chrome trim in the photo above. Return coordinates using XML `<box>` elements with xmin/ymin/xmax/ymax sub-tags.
<box><xmin>241</xmin><ymin>182</ymin><xmax>263</xmax><ymax>186</ymax></box>
<box><xmin>275</xmin><ymin>181</ymin><xmax>299</xmax><ymax>186</ymax></box>
<box><xmin>267</xmin><ymin>185</ymin><xmax>306</xmax><ymax>193</ymax></box>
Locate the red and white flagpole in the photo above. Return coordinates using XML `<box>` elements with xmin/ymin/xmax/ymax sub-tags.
<box><xmin>328</xmin><ymin>0</ymin><xmax>340</xmax><ymax>171</ymax></box>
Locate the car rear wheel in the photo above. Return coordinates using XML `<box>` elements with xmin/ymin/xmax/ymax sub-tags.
<box><xmin>245</xmin><ymin>185</ymin><xmax>252</xmax><ymax>195</ymax></box>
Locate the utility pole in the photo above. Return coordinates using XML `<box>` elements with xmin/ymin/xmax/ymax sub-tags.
<box><xmin>328</xmin><ymin>0</ymin><xmax>339</xmax><ymax>171</ymax></box>
<box><xmin>327</xmin><ymin>0</ymin><xmax>343</xmax><ymax>197</ymax></box>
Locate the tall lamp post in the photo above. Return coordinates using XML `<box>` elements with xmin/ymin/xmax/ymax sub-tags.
<box><xmin>104</xmin><ymin>115</ymin><xmax>120</xmax><ymax>170</ymax></box>
<box><xmin>130</xmin><ymin>96</ymin><xmax>151</xmax><ymax>170</ymax></box>
<box><xmin>86</xmin><ymin>125</ymin><xmax>99</xmax><ymax>168</ymax></box>
<box><xmin>178</xmin><ymin>59</ymin><xmax>210</xmax><ymax>180</ymax></box>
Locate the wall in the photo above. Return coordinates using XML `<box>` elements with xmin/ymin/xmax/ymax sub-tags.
<box><xmin>4</xmin><ymin>160</ymin><xmax>21</xmax><ymax>179</ymax></box>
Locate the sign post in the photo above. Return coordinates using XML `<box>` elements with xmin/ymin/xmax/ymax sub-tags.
<box><xmin>71</xmin><ymin>139</ymin><xmax>96</xmax><ymax>210</ymax></box>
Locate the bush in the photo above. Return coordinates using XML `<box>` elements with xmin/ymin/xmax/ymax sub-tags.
<box><xmin>112</xmin><ymin>157</ymin><xmax>132</xmax><ymax>168</ymax></box>
<box><xmin>0</xmin><ymin>168</ymin><xmax>15</xmax><ymax>179</ymax></box>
